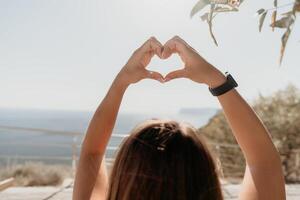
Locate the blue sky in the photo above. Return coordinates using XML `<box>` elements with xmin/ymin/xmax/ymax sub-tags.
<box><xmin>0</xmin><ymin>0</ymin><xmax>299</xmax><ymax>114</ymax></box>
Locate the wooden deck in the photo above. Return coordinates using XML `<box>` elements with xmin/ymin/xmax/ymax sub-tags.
<box><xmin>0</xmin><ymin>180</ymin><xmax>299</xmax><ymax>200</ymax></box>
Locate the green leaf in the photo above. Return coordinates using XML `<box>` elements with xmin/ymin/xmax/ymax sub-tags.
<box><xmin>210</xmin><ymin>0</ymin><xmax>228</xmax><ymax>4</ymax></box>
<box><xmin>214</xmin><ymin>6</ymin><xmax>239</xmax><ymax>13</ymax></box>
<box><xmin>270</xmin><ymin>16</ymin><xmax>295</xmax><ymax>29</ymax></box>
<box><xmin>280</xmin><ymin>27</ymin><xmax>291</xmax><ymax>64</ymax></box>
<box><xmin>190</xmin><ymin>0</ymin><xmax>210</xmax><ymax>18</ymax></box>
<box><xmin>259</xmin><ymin>11</ymin><xmax>267</xmax><ymax>32</ymax></box>
<box><xmin>257</xmin><ymin>8</ymin><xmax>265</xmax><ymax>15</ymax></box>
<box><xmin>294</xmin><ymin>1</ymin><xmax>300</xmax><ymax>12</ymax></box>
<box><xmin>200</xmin><ymin>13</ymin><xmax>209</xmax><ymax>21</ymax></box>
<box><xmin>271</xmin><ymin>11</ymin><xmax>277</xmax><ymax>31</ymax></box>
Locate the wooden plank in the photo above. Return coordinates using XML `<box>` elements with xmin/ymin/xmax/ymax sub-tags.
<box><xmin>0</xmin><ymin>178</ymin><xmax>15</xmax><ymax>191</ymax></box>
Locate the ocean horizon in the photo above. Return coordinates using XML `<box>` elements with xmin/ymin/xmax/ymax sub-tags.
<box><xmin>0</xmin><ymin>108</ymin><xmax>218</xmax><ymax>166</ymax></box>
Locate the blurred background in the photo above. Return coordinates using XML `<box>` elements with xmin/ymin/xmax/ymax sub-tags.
<box><xmin>0</xmin><ymin>0</ymin><xmax>299</xmax><ymax>199</ymax></box>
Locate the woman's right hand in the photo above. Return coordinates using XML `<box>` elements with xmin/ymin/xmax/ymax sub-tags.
<box><xmin>117</xmin><ymin>37</ymin><xmax>164</xmax><ymax>86</ymax></box>
<box><xmin>162</xmin><ymin>36</ymin><xmax>226</xmax><ymax>88</ymax></box>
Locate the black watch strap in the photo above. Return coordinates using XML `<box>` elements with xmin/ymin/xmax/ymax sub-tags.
<box><xmin>209</xmin><ymin>72</ymin><xmax>238</xmax><ymax>96</ymax></box>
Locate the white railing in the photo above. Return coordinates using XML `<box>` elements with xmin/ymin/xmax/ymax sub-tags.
<box><xmin>1</xmin><ymin>125</ymin><xmax>299</xmax><ymax>178</ymax></box>
<box><xmin>0</xmin><ymin>125</ymin><xmax>126</xmax><ymax>177</ymax></box>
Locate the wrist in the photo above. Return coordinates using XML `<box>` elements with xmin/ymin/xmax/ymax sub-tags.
<box><xmin>114</xmin><ymin>72</ymin><xmax>130</xmax><ymax>91</ymax></box>
<box><xmin>205</xmin><ymin>69</ymin><xmax>226</xmax><ymax>88</ymax></box>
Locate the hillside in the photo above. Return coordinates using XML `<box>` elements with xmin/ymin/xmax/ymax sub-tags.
<box><xmin>199</xmin><ymin>85</ymin><xmax>300</xmax><ymax>183</ymax></box>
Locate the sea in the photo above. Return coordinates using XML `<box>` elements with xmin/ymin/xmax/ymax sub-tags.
<box><xmin>0</xmin><ymin>108</ymin><xmax>218</xmax><ymax>166</ymax></box>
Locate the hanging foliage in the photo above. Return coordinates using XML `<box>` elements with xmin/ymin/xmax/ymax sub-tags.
<box><xmin>271</xmin><ymin>0</ymin><xmax>278</xmax><ymax>31</ymax></box>
<box><xmin>190</xmin><ymin>0</ymin><xmax>244</xmax><ymax>46</ymax></box>
<box><xmin>257</xmin><ymin>0</ymin><xmax>299</xmax><ymax>64</ymax></box>
<box><xmin>258</xmin><ymin>11</ymin><xmax>268</xmax><ymax>32</ymax></box>
<box><xmin>190</xmin><ymin>0</ymin><xmax>299</xmax><ymax>64</ymax></box>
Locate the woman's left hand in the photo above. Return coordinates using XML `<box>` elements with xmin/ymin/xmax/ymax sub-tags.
<box><xmin>117</xmin><ymin>37</ymin><xmax>165</xmax><ymax>85</ymax></box>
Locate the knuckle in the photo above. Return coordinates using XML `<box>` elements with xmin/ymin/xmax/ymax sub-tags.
<box><xmin>173</xmin><ymin>35</ymin><xmax>180</xmax><ymax>40</ymax></box>
<box><xmin>149</xmin><ymin>37</ymin><xmax>155</xmax><ymax>43</ymax></box>
<box><xmin>149</xmin><ymin>36</ymin><xmax>156</xmax><ymax>41</ymax></box>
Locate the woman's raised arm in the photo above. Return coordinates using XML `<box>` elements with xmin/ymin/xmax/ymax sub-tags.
<box><xmin>163</xmin><ymin>36</ymin><xmax>286</xmax><ymax>200</ymax></box>
<box><xmin>216</xmin><ymin>86</ymin><xmax>285</xmax><ymax>200</ymax></box>
<box><xmin>73</xmin><ymin>37</ymin><xmax>164</xmax><ymax>200</ymax></box>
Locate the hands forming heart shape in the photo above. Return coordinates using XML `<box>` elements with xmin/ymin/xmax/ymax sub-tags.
<box><xmin>118</xmin><ymin>36</ymin><xmax>226</xmax><ymax>88</ymax></box>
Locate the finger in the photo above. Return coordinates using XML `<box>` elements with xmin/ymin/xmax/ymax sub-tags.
<box><xmin>140</xmin><ymin>37</ymin><xmax>163</xmax><ymax>58</ymax></box>
<box><xmin>172</xmin><ymin>36</ymin><xmax>190</xmax><ymax>47</ymax></box>
<box><xmin>161</xmin><ymin>41</ymin><xmax>174</xmax><ymax>59</ymax></box>
<box><xmin>145</xmin><ymin>70</ymin><xmax>164</xmax><ymax>83</ymax></box>
<box><xmin>162</xmin><ymin>37</ymin><xmax>187</xmax><ymax>59</ymax></box>
<box><xmin>149</xmin><ymin>37</ymin><xmax>163</xmax><ymax>58</ymax></box>
<box><xmin>172</xmin><ymin>36</ymin><xmax>200</xmax><ymax>56</ymax></box>
<box><xmin>164</xmin><ymin>69</ymin><xmax>186</xmax><ymax>82</ymax></box>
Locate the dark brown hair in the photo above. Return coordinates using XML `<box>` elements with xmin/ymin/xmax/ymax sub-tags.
<box><xmin>107</xmin><ymin>119</ymin><xmax>223</xmax><ymax>200</ymax></box>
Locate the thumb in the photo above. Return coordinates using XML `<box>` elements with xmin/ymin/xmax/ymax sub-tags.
<box><xmin>145</xmin><ymin>70</ymin><xmax>164</xmax><ymax>83</ymax></box>
<box><xmin>164</xmin><ymin>69</ymin><xmax>186</xmax><ymax>82</ymax></box>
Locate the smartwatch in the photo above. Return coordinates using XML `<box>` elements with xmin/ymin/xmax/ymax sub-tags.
<box><xmin>209</xmin><ymin>72</ymin><xmax>238</xmax><ymax>96</ymax></box>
